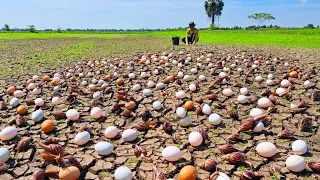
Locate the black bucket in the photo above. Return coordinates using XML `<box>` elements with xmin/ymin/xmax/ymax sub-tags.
<box><xmin>172</xmin><ymin>36</ymin><xmax>180</xmax><ymax>45</ymax></box>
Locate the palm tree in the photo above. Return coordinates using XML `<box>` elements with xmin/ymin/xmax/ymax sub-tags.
<box><xmin>4</xmin><ymin>24</ymin><xmax>10</xmax><ymax>31</ymax></box>
<box><xmin>204</xmin><ymin>0</ymin><xmax>224</xmax><ymax>26</ymax></box>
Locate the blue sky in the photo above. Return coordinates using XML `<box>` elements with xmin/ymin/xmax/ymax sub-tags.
<box><xmin>0</xmin><ymin>0</ymin><xmax>319</xmax><ymax>29</ymax></box>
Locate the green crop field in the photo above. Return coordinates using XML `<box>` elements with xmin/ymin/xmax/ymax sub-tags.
<box><xmin>1</xmin><ymin>28</ymin><xmax>320</xmax><ymax>48</ymax></box>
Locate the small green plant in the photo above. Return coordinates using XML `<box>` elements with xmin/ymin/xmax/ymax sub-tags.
<box><xmin>204</xmin><ymin>149</ymin><xmax>214</xmax><ymax>155</ymax></box>
<box><xmin>58</xmin><ymin>119</ymin><xmax>65</xmax><ymax>123</ymax></box>
<box><xmin>100</xmin><ymin>172</ymin><xmax>107</xmax><ymax>177</ymax></box>
<box><xmin>239</xmin><ymin>165</ymin><xmax>247</xmax><ymax>171</ymax></box>
<box><xmin>127</xmin><ymin>157</ymin><xmax>138</xmax><ymax>163</ymax></box>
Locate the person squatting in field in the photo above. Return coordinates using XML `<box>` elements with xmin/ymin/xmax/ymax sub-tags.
<box><xmin>182</xmin><ymin>21</ymin><xmax>199</xmax><ymax>45</ymax></box>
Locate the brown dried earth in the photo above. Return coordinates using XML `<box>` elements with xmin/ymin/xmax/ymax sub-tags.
<box><xmin>0</xmin><ymin>38</ymin><xmax>320</xmax><ymax>180</ymax></box>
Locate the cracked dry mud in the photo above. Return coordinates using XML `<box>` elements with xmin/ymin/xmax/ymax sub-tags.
<box><xmin>0</xmin><ymin>44</ymin><xmax>319</xmax><ymax>180</ymax></box>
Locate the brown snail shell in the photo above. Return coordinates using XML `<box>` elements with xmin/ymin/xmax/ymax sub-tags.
<box><xmin>277</xmin><ymin>130</ymin><xmax>294</xmax><ymax>139</ymax></box>
<box><xmin>43</xmin><ymin>137</ymin><xmax>59</xmax><ymax>145</ymax></box>
<box><xmin>308</xmin><ymin>161</ymin><xmax>320</xmax><ymax>172</ymax></box>
<box><xmin>121</xmin><ymin>110</ymin><xmax>133</xmax><ymax>117</ymax></box>
<box><xmin>234</xmin><ymin>170</ymin><xmax>256</xmax><ymax>180</ymax></box>
<box><xmin>198</xmin><ymin>159</ymin><xmax>217</xmax><ymax>171</ymax></box>
<box><xmin>52</xmin><ymin>112</ymin><xmax>67</xmax><ymax>120</ymax></box>
<box><xmin>134</xmin><ymin>145</ymin><xmax>147</xmax><ymax>157</ymax></box>
<box><xmin>228</xmin><ymin>132</ymin><xmax>244</xmax><ymax>141</ymax></box>
<box><xmin>268</xmin><ymin>165</ymin><xmax>281</xmax><ymax>175</ymax></box>
<box><xmin>172</xmin><ymin>134</ymin><xmax>181</xmax><ymax>144</ymax></box>
<box><xmin>238</xmin><ymin>119</ymin><xmax>254</xmax><ymax>132</ymax></box>
<box><xmin>24</xmin><ymin>99</ymin><xmax>35</xmax><ymax>105</ymax></box>
<box><xmin>163</xmin><ymin>121</ymin><xmax>173</xmax><ymax>134</ymax></box>
<box><xmin>222</xmin><ymin>152</ymin><xmax>244</xmax><ymax>164</ymax></box>
<box><xmin>30</xmin><ymin>168</ymin><xmax>46</xmax><ymax>180</ymax></box>
<box><xmin>152</xmin><ymin>168</ymin><xmax>166</xmax><ymax>180</ymax></box>
<box><xmin>17</xmin><ymin>138</ymin><xmax>32</xmax><ymax>152</ymax></box>
<box><xmin>218</xmin><ymin>144</ymin><xmax>237</xmax><ymax>154</ymax></box>
<box><xmin>38</xmin><ymin>143</ymin><xmax>64</xmax><ymax>155</ymax></box>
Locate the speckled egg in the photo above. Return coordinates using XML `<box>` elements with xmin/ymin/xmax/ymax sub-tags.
<box><xmin>91</xmin><ymin>107</ymin><xmax>103</xmax><ymax>119</ymax></box>
<box><xmin>162</xmin><ymin>146</ymin><xmax>181</xmax><ymax>162</ymax></box>
<box><xmin>10</xmin><ymin>97</ymin><xmax>19</xmax><ymax>107</ymax></box>
<box><xmin>66</xmin><ymin>109</ymin><xmax>79</xmax><ymax>121</ymax></box>
<box><xmin>114</xmin><ymin>166</ymin><xmax>133</xmax><ymax>180</ymax></box>
<box><xmin>292</xmin><ymin>140</ymin><xmax>308</xmax><ymax>154</ymax></box>
<box><xmin>286</xmin><ymin>155</ymin><xmax>306</xmax><ymax>172</ymax></box>
<box><xmin>256</xmin><ymin>142</ymin><xmax>277</xmax><ymax>157</ymax></box>
<box><xmin>122</xmin><ymin>129</ymin><xmax>138</xmax><ymax>142</ymax></box>
<box><xmin>188</xmin><ymin>131</ymin><xmax>203</xmax><ymax>147</ymax></box>
<box><xmin>95</xmin><ymin>141</ymin><xmax>113</xmax><ymax>156</ymax></box>
<box><xmin>143</xmin><ymin>89</ymin><xmax>152</xmax><ymax>96</ymax></box>
<box><xmin>0</xmin><ymin>148</ymin><xmax>10</xmax><ymax>162</ymax></box>
<box><xmin>74</xmin><ymin>131</ymin><xmax>90</xmax><ymax>145</ymax></box>
<box><xmin>104</xmin><ymin>126</ymin><xmax>119</xmax><ymax>139</ymax></box>
<box><xmin>0</xmin><ymin>126</ymin><xmax>17</xmax><ymax>141</ymax></box>
<box><xmin>31</xmin><ymin>109</ymin><xmax>44</xmax><ymax>122</ymax></box>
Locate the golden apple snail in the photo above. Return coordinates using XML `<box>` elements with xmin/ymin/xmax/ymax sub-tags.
<box><xmin>286</xmin><ymin>155</ymin><xmax>306</xmax><ymax>172</ymax></box>
<box><xmin>104</xmin><ymin>126</ymin><xmax>119</xmax><ymax>139</ymax></box>
<box><xmin>256</xmin><ymin>142</ymin><xmax>277</xmax><ymax>157</ymax></box>
<box><xmin>95</xmin><ymin>141</ymin><xmax>113</xmax><ymax>156</ymax></box>
<box><xmin>162</xmin><ymin>146</ymin><xmax>181</xmax><ymax>162</ymax></box>
<box><xmin>114</xmin><ymin>166</ymin><xmax>133</xmax><ymax>180</ymax></box>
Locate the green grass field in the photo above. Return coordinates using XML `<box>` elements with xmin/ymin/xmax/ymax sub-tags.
<box><xmin>1</xmin><ymin>29</ymin><xmax>319</xmax><ymax>48</ymax></box>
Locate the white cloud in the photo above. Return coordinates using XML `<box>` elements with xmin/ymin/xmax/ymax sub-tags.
<box><xmin>299</xmin><ymin>0</ymin><xmax>307</xmax><ymax>4</ymax></box>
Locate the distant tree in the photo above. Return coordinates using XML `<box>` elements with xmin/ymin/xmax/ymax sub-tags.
<box><xmin>56</xmin><ymin>26</ymin><xmax>62</xmax><ymax>33</ymax></box>
<box><xmin>204</xmin><ymin>0</ymin><xmax>224</xmax><ymax>28</ymax></box>
<box><xmin>28</xmin><ymin>25</ymin><xmax>36</xmax><ymax>33</ymax></box>
<box><xmin>248</xmin><ymin>13</ymin><xmax>275</xmax><ymax>27</ymax></box>
<box><xmin>4</xmin><ymin>24</ymin><xmax>10</xmax><ymax>31</ymax></box>
<box><xmin>317</xmin><ymin>25</ymin><xmax>320</xmax><ymax>28</ymax></box>
<box><xmin>305</xmin><ymin>24</ymin><xmax>315</xmax><ymax>29</ymax></box>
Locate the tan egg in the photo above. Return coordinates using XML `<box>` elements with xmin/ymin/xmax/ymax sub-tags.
<box><xmin>41</xmin><ymin>120</ymin><xmax>55</xmax><ymax>133</ymax></box>
<box><xmin>59</xmin><ymin>166</ymin><xmax>80</xmax><ymax>180</ymax></box>
<box><xmin>17</xmin><ymin>105</ymin><xmax>27</xmax><ymax>115</ymax></box>
<box><xmin>6</xmin><ymin>86</ymin><xmax>15</xmax><ymax>95</ymax></box>
<box><xmin>179</xmin><ymin>165</ymin><xmax>197</xmax><ymax>180</ymax></box>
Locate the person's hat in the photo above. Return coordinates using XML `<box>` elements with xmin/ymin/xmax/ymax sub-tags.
<box><xmin>189</xmin><ymin>21</ymin><xmax>196</xmax><ymax>27</ymax></box>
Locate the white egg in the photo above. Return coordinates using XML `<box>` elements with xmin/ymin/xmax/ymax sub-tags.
<box><xmin>215</xmin><ymin>172</ymin><xmax>231</xmax><ymax>180</ymax></box>
<box><xmin>237</xmin><ymin>68</ymin><xmax>243</xmax><ymax>72</ymax></box>
<box><xmin>178</xmin><ymin>63</ymin><xmax>183</xmax><ymax>68</ymax></box>
<box><xmin>189</xmin><ymin>84</ymin><xmax>197</xmax><ymax>92</ymax></box>
<box><xmin>114</xmin><ymin>166</ymin><xmax>133</xmax><ymax>180</ymax></box>
<box><xmin>74</xmin><ymin>131</ymin><xmax>90</xmax><ymax>145</ymax></box>
<box><xmin>147</xmin><ymin>81</ymin><xmax>156</xmax><ymax>88</ymax></box>
<box><xmin>208</xmin><ymin>113</ymin><xmax>222</xmax><ymax>125</ymax></box>
<box><xmin>92</xmin><ymin>79</ymin><xmax>98</xmax><ymax>84</ymax></box>
<box><xmin>176</xmin><ymin>91</ymin><xmax>186</xmax><ymax>99</ymax></box>
<box><xmin>190</xmin><ymin>68</ymin><xmax>197</xmax><ymax>74</ymax></box>
<box><xmin>258</xmin><ymin>97</ymin><xmax>272</xmax><ymax>108</ymax></box>
<box><xmin>250</xmin><ymin>108</ymin><xmax>264</xmax><ymax>117</ymax></box>
<box><xmin>132</xmin><ymin>84</ymin><xmax>141</xmax><ymax>91</ymax></box>
<box><xmin>128</xmin><ymin>73</ymin><xmax>135</xmax><ymax>79</ymax></box>
<box><xmin>176</xmin><ymin>107</ymin><xmax>187</xmax><ymax>118</ymax></box>
<box><xmin>286</xmin><ymin>155</ymin><xmax>306</xmax><ymax>172</ymax></box>
<box><xmin>219</xmin><ymin>72</ymin><xmax>227</xmax><ymax>78</ymax></box>
<box><xmin>237</xmin><ymin>95</ymin><xmax>249</xmax><ymax>104</ymax></box>
<box><xmin>13</xmin><ymin>90</ymin><xmax>24</xmax><ymax>98</ymax></box>
<box><xmin>31</xmin><ymin>109</ymin><xmax>44</xmax><ymax>122</ymax></box>
<box><xmin>199</xmin><ymin>75</ymin><xmax>206</xmax><ymax>81</ymax></box>
<box><xmin>32</xmin><ymin>75</ymin><xmax>39</xmax><ymax>81</ymax></box>
<box><xmin>122</xmin><ymin>129</ymin><xmax>138</xmax><ymax>142</ymax></box>
<box><xmin>240</xmin><ymin>88</ymin><xmax>248</xmax><ymax>95</ymax></box>
<box><xmin>95</xmin><ymin>141</ymin><xmax>113</xmax><ymax>156</ymax></box>
<box><xmin>32</xmin><ymin>88</ymin><xmax>41</xmax><ymax>95</ymax></box>
<box><xmin>284</xmin><ymin>62</ymin><xmax>289</xmax><ymax>66</ymax></box>
<box><xmin>0</xmin><ymin>148</ymin><xmax>10</xmax><ymax>162</ymax></box>
<box><xmin>255</xmin><ymin>76</ymin><xmax>263</xmax><ymax>82</ymax></box>
<box><xmin>34</xmin><ymin>98</ymin><xmax>44</xmax><ymax>106</ymax></box>
<box><xmin>230</xmin><ymin>64</ymin><xmax>236</xmax><ymax>68</ymax></box>
<box><xmin>281</xmin><ymin>80</ymin><xmax>291</xmax><ymax>88</ymax></box>
<box><xmin>276</xmin><ymin>88</ymin><xmax>286</xmax><ymax>95</ymax></box>
<box><xmin>177</xmin><ymin>71</ymin><xmax>184</xmax><ymax>78</ymax></box>
<box><xmin>143</xmin><ymin>89</ymin><xmax>152</xmax><ymax>96</ymax></box>
<box><xmin>188</xmin><ymin>131</ymin><xmax>203</xmax><ymax>147</ymax></box>
<box><xmin>256</xmin><ymin>142</ymin><xmax>277</xmax><ymax>157</ymax></box>
<box><xmin>91</xmin><ymin>107</ymin><xmax>103</xmax><ymax>119</ymax></box>
<box><xmin>156</xmin><ymin>83</ymin><xmax>165</xmax><ymax>89</ymax></box>
<box><xmin>10</xmin><ymin>98</ymin><xmax>19</xmax><ymax>107</ymax></box>
<box><xmin>292</xmin><ymin>140</ymin><xmax>308</xmax><ymax>154</ymax></box>
<box><xmin>266</xmin><ymin>79</ymin><xmax>274</xmax><ymax>86</ymax></box>
<box><xmin>268</xmin><ymin>74</ymin><xmax>274</xmax><ymax>79</ymax></box>
<box><xmin>81</xmin><ymin>81</ymin><xmax>88</xmax><ymax>86</ymax></box>
<box><xmin>104</xmin><ymin>126</ymin><xmax>119</xmax><ymax>139</ymax></box>
<box><xmin>252</xmin><ymin>121</ymin><xmax>264</xmax><ymax>132</ymax></box>
<box><xmin>27</xmin><ymin>83</ymin><xmax>36</xmax><ymax>90</ymax></box>
<box><xmin>141</xmin><ymin>72</ymin><xmax>147</xmax><ymax>78</ymax></box>
<box><xmin>0</xmin><ymin>126</ymin><xmax>17</xmax><ymax>141</ymax></box>
<box><xmin>178</xmin><ymin>116</ymin><xmax>192</xmax><ymax>127</ymax></box>
<box><xmin>66</xmin><ymin>109</ymin><xmax>79</xmax><ymax>121</ymax></box>
<box><xmin>52</xmin><ymin>97</ymin><xmax>60</xmax><ymax>105</ymax></box>
<box><xmin>93</xmin><ymin>91</ymin><xmax>102</xmax><ymax>100</ymax></box>
<box><xmin>183</xmin><ymin>75</ymin><xmax>192</xmax><ymax>81</ymax></box>
<box><xmin>152</xmin><ymin>101</ymin><xmax>162</xmax><ymax>110</ymax></box>
<box><xmin>202</xmin><ymin>104</ymin><xmax>211</xmax><ymax>115</ymax></box>
<box><xmin>223</xmin><ymin>89</ymin><xmax>234</xmax><ymax>97</ymax></box>
<box><xmin>162</xmin><ymin>146</ymin><xmax>181</xmax><ymax>162</ymax></box>
<box><xmin>304</xmin><ymin>80</ymin><xmax>314</xmax><ymax>88</ymax></box>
